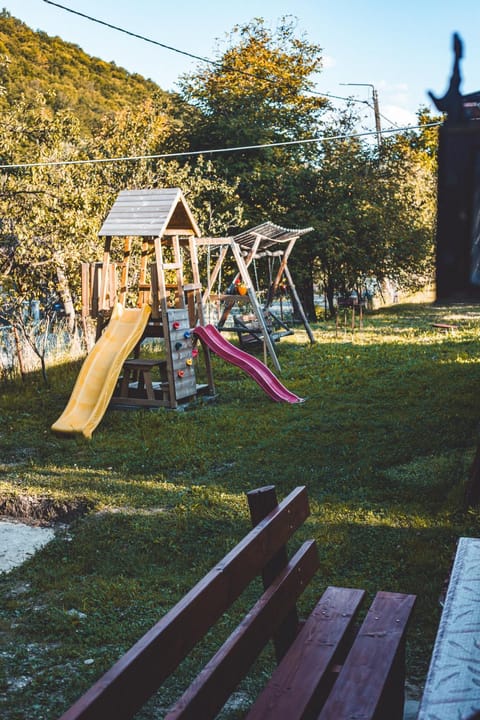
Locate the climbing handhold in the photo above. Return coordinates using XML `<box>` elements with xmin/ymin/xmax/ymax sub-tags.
<box><xmin>184</xmin><ymin>330</ymin><xmax>191</xmax><ymax>339</ymax></box>
<box><xmin>175</xmin><ymin>342</ymin><xmax>182</xmax><ymax>351</ymax></box>
<box><xmin>172</xmin><ymin>321</ymin><xmax>180</xmax><ymax>329</ymax></box>
<box><xmin>177</xmin><ymin>370</ymin><xmax>185</xmax><ymax>378</ymax></box>
<box><xmin>191</xmin><ymin>348</ymin><xmax>199</xmax><ymax>357</ymax></box>
<box><xmin>186</xmin><ymin>358</ymin><xmax>193</xmax><ymax>366</ymax></box>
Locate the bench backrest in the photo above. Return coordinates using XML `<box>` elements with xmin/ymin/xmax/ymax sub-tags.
<box><xmin>59</xmin><ymin>485</ymin><xmax>315</xmax><ymax>720</ymax></box>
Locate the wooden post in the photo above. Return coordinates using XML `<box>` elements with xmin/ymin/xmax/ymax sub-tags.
<box><xmin>231</xmin><ymin>241</ymin><xmax>281</xmax><ymax>372</ymax></box>
<box><xmin>154</xmin><ymin>236</ymin><xmax>177</xmax><ymax>408</ymax></box>
<box><xmin>81</xmin><ymin>262</ymin><xmax>90</xmax><ymax>319</ymax></box>
<box><xmin>283</xmin><ymin>265</ymin><xmax>315</xmax><ymax>344</ymax></box>
<box><xmin>119</xmin><ymin>237</ymin><xmax>132</xmax><ymax>306</ymax></box>
<box><xmin>99</xmin><ymin>236</ymin><xmax>112</xmax><ymax>312</ymax></box>
<box><xmin>172</xmin><ymin>235</ymin><xmax>184</xmax><ymax>309</ymax></box>
<box><xmin>108</xmin><ymin>263</ymin><xmax>117</xmax><ymax>309</ymax></box>
<box><xmin>188</xmin><ymin>236</ymin><xmax>203</xmax><ymax>325</ymax></box>
<box><xmin>189</xmin><ymin>237</ymin><xmax>215</xmax><ymax>396</ymax></box>
<box><xmin>269</xmin><ymin>238</ymin><xmax>296</xmax><ymax>301</ymax></box>
<box><xmin>150</xmin><ymin>263</ymin><xmax>160</xmax><ymax>320</ymax></box>
<box><xmin>90</xmin><ymin>263</ymin><xmax>101</xmax><ymax>319</ymax></box>
<box><xmin>247</xmin><ymin>485</ymin><xmax>299</xmax><ymax>662</ymax></box>
<box><xmin>216</xmin><ymin>237</ymin><xmax>262</xmax><ymax>329</ymax></box>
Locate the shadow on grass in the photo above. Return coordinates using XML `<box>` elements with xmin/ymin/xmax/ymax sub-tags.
<box><xmin>2</xmin><ymin>303</ymin><xmax>480</xmax><ymax>717</ymax></box>
<box><xmin>0</xmin><ymin>499</ymin><xmax>463</xmax><ymax>717</ymax></box>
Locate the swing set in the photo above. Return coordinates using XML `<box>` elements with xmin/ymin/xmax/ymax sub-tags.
<box><xmin>198</xmin><ymin>222</ymin><xmax>315</xmax><ymax>372</ymax></box>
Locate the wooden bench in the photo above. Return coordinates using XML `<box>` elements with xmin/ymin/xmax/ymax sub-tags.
<box><xmin>111</xmin><ymin>358</ymin><xmax>168</xmax><ymax>407</ymax></box>
<box><xmin>417</xmin><ymin>536</ymin><xmax>480</xmax><ymax>719</ymax></box>
<box><xmin>58</xmin><ymin>485</ymin><xmax>416</xmax><ymax>720</ymax></box>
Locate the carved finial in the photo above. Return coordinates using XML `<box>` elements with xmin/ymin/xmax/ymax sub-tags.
<box><xmin>428</xmin><ymin>32</ymin><xmax>466</xmax><ymax>124</ymax></box>
<box><xmin>453</xmin><ymin>32</ymin><xmax>463</xmax><ymax>61</ymax></box>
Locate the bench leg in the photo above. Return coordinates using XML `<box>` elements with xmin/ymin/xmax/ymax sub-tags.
<box><xmin>247</xmin><ymin>486</ymin><xmax>299</xmax><ymax>661</ymax></box>
<box><xmin>376</xmin><ymin>636</ymin><xmax>407</xmax><ymax>720</ymax></box>
<box><xmin>119</xmin><ymin>367</ymin><xmax>132</xmax><ymax>398</ymax></box>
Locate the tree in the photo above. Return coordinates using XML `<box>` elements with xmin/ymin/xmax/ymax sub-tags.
<box><xmin>0</xmin><ymin>93</ymin><xmax>89</xmax><ymax>331</ymax></box>
<box><xmin>316</xmin><ymin>131</ymin><xmax>434</xmax><ymax>310</ymax></box>
<box><xmin>285</xmin><ymin>109</ymin><xmax>437</xmax><ymax>316</ymax></box>
<box><xmin>0</xmin><ymin>11</ymin><xmax>166</xmax><ymax>133</ymax></box>
<box><xmin>0</xmin><ymin>86</ymin><xmax>244</xmax><ymax>338</ymax></box>
<box><xmin>180</xmin><ymin>22</ymin><xmax>438</xmax><ymax>317</ymax></box>
<box><xmin>179</xmin><ymin>17</ymin><xmax>327</xmax><ymax>221</ymax></box>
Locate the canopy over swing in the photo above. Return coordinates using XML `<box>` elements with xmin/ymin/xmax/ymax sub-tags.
<box><xmin>233</xmin><ymin>221</ymin><xmax>312</xmax><ymax>251</ymax></box>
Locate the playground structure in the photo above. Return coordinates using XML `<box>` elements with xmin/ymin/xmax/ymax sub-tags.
<box><xmin>52</xmin><ymin>189</ymin><xmax>304</xmax><ymax>438</ymax></box>
<box><xmin>53</xmin><ymin>189</ymin><xmax>215</xmax><ymax>437</ymax></box>
<box><xmin>199</xmin><ymin>222</ymin><xmax>315</xmax><ymax>372</ymax></box>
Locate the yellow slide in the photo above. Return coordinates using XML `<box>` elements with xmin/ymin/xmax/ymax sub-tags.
<box><xmin>52</xmin><ymin>304</ymin><xmax>151</xmax><ymax>439</ymax></box>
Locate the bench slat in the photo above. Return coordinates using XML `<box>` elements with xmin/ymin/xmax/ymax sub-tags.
<box><xmin>245</xmin><ymin>586</ymin><xmax>365</xmax><ymax>720</ymax></box>
<box><xmin>318</xmin><ymin>591</ymin><xmax>416</xmax><ymax>720</ymax></box>
<box><xmin>417</xmin><ymin>536</ymin><xmax>480</xmax><ymax>719</ymax></box>
<box><xmin>165</xmin><ymin>540</ymin><xmax>319</xmax><ymax>720</ymax></box>
<box><xmin>59</xmin><ymin>486</ymin><xmax>309</xmax><ymax>720</ymax></box>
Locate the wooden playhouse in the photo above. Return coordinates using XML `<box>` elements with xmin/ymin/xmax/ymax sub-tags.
<box><xmin>81</xmin><ymin>188</ymin><xmax>215</xmax><ymax>410</ymax></box>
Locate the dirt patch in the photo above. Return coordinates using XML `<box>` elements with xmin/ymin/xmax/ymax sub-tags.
<box><xmin>0</xmin><ymin>494</ymin><xmax>94</xmax><ymax>526</ymax></box>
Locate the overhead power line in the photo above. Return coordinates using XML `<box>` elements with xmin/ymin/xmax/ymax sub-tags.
<box><xmin>43</xmin><ymin>0</ymin><xmax>225</xmax><ymax>68</ymax></box>
<box><xmin>42</xmin><ymin>0</ymin><xmax>368</xmax><ymax>106</ymax></box>
<box><xmin>0</xmin><ymin>122</ymin><xmax>441</xmax><ymax>171</ymax></box>
<box><xmin>365</xmin><ymin>102</ymin><xmax>402</xmax><ymax>129</ymax></box>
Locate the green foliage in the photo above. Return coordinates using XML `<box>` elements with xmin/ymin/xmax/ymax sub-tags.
<box><xmin>178</xmin><ymin>17</ymin><xmax>437</xmax><ymax>314</ymax></box>
<box><xmin>1</xmin><ymin>303</ymin><xmax>480</xmax><ymax>717</ymax></box>
<box><xmin>0</xmin><ymin>11</ymin><xmax>437</xmax><ymax>326</ymax></box>
<box><xmin>0</xmin><ymin>88</ymin><xmax>243</xmax><ymax>320</ymax></box>
<box><xmin>284</xmin><ymin>116</ymin><xmax>437</xmax><ymax>317</ymax></box>
<box><xmin>0</xmin><ymin>10</ymin><xmax>168</xmax><ymax>133</ymax></box>
<box><xmin>179</xmin><ymin>16</ymin><xmax>327</xmax><ymax>219</ymax></box>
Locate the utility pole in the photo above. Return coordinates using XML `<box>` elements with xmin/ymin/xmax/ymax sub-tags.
<box><xmin>371</xmin><ymin>86</ymin><xmax>382</xmax><ymax>148</ymax></box>
<box><xmin>341</xmin><ymin>82</ymin><xmax>382</xmax><ymax>148</ymax></box>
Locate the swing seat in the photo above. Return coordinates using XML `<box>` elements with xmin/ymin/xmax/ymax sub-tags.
<box><xmin>234</xmin><ymin>313</ymin><xmax>279</xmax><ymax>346</ymax></box>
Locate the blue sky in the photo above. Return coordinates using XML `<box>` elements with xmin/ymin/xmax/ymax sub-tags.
<box><xmin>4</xmin><ymin>0</ymin><xmax>480</xmax><ymax>130</ymax></box>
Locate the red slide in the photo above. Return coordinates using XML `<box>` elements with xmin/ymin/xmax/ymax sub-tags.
<box><xmin>194</xmin><ymin>324</ymin><xmax>304</xmax><ymax>404</ymax></box>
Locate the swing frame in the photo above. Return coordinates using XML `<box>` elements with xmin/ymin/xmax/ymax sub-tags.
<box><xmin>198</xmin><ymin>222</ymin><xmax>315</xmax><ymax>372</ymax></box>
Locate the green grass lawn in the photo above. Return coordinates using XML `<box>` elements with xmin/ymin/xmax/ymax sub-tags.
<box><xmin>1</xmin><ymin>302</ymin><xmax>480</xmax><ymax>719</ymax></box>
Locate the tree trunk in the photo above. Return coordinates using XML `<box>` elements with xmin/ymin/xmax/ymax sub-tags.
<box><xmin>12</xmin><ymin>326</ymin><xmax>26</xmax><ymax>381</ymax></box>
<box><xmin>290</xmin><ymin>257</ymin><xmax>316</xmax><ymax>321</ymax></box>
<box><xmin>325</xmin><ymin>276</ymin><xmax>336</xmax><ymax>317</ymax></box>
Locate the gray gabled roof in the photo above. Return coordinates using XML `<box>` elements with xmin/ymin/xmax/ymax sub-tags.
<box><xmin>98</xmin><ymin>188</ymin><xmax>201</xmax><ymax>237</ymax></box>
<box><xmin>233</xmin><ymin>221</ymin><xmax>313</xmax><ymax>252</ymax></box>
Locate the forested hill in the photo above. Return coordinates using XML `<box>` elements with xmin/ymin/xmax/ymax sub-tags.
<box><xmin>0</xmin><ymin>10</ymin><xmax>169</xmax><ymax>131</ymax></box>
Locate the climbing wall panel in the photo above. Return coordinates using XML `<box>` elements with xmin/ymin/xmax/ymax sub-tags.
<box><xmin>166</xmin><ymin>309</ymin><xmax>197</xmax><ymax>401</ymax></box>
